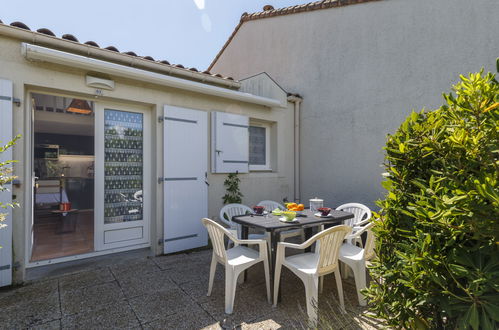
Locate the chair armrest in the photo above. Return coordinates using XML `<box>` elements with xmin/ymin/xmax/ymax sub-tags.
<box><xmin>355</xmin><ymin>218</ymin><xmax>371</xmax><ymax>227</ymax></box>
<box><xmin>277</xmin><ymin>237</ymin><xmax>316</xmax><ymax>251</ymax></box>
<box><xmin>235</xmin><ymin>238</ymin><xmax>266</xmax><ymax>246</ymax></box>
<box><xmin>348</xmin><ymin>223</ymin><xmax>372</xmax><ymax>239</ymax></box>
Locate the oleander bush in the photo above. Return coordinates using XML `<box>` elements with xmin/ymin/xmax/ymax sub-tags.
<box><xmin>365</xmin><ymin>68</ymin><xmax>499</xmax><ymax>329</ymax></box>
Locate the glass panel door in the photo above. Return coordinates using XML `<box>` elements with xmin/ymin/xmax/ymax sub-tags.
<box><xmin>95</xmin><ymin>104</ymin><xmax>150</xmax><ymax>251</ymax></box>
<box><xmin>104</xmin><ymin>110</ymin><xmax>144</xmax><ymax>224</ymax></box>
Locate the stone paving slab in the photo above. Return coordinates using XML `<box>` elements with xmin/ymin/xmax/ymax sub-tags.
<box><xmin>61</xmin><ymin>301</ymin><xmax>140</xmax><ymax>329</ymax></box>
<box><xmin>60</xmin><ymin>281</ymin><xmax>125</xmax><ymax>316</ymax></box>
<box><xmin>0</xmin><ymin>249</ymin><xmax>381</xmax><ymax>329</ymax></box>
<box><xmin>117</xmin><ymin>269</ymin><xmax>178</xmax><ymax>298</ymax></box>
<box><xmin>58</xmin><ymin>267</ymin><xmax>115</xmax><ymax>292</ymax></box>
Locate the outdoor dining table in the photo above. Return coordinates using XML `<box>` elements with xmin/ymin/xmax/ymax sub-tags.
<box><xmin>233</xmin><ymin>208</ymin><xmax>354</xmax><ymax>303</ymax></box>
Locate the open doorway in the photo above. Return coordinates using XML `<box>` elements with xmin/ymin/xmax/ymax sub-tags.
<box><xmin>31</xmin><ymin>93</ymin><xmax>95</xmax><ymax>261</ymax></box>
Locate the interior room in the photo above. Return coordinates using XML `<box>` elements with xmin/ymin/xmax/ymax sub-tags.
<box><xmin>31</xmin><ymin>92</ymin><xmax>95</xmax><ymax>261</ymax></box>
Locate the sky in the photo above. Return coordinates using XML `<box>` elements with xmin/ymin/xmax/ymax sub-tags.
<box><xmin>1</xmin><ymin>0</ymin><xmax>306</xmax><ymax>70</ymax></box>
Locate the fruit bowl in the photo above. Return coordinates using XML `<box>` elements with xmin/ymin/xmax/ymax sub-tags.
<box><xmin>285</xmin><ymin>202</ymin><xmax>305</xmax><ymax>213</ymax></box>
<box><xmin>317</xmin><ymin>207</ymin><xmax>331</xmax><ymax>216</ymax></box>
<box><xmin>253</xmin><ymin>205</ymin><xmax>265</xmax><ymax>215</ymax></box>
<box><xmin>282</xmin><ymin>211</ymin><xmax>296</xmax><ymax>221</ymax></box>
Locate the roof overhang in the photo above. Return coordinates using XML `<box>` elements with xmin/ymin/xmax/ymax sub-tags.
<box><xmin>22</xmin><ymin>43</ymin><xmax>285</xmax><ymax>108</ymax></box>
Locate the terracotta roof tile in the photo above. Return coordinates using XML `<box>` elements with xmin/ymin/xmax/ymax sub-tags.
<box><xmin>208</xmin><ymin>0</ymin><xmax>381</xmax><ymax>70</ymax></box>
<box><xmin>37</xmin><ymin>28</ymin><xmax>55</xmax><ymax>36</ymax></box>
<box><xmin>62</xmin><ymin>34</ymin><xmax>78</xmax><ymax>42</ymax></box>
<box><xmin>0</xmin><ymin>19</ymin><xmax>237</xmax><ymax>83</ymax></box>
<box><xmin>105</xmin><ymin>45</ymin><xmax>119</xmax><ymax>52</ymax></box>
<box><xmin>84</xmin><ymin>40</ymin><xmax>100</xmax><ymax>47</ymax></box>
<box><xmin>10</xmin><ymin>21</ymin><xmax>30</xmax><ymax>30</ymax></box>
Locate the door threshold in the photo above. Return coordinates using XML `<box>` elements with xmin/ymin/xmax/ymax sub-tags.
<box><xmin>26</xmin><ymin>243</ymin><xmax>151</xmax><ymax>269</ymax></box>
<box><xmin>26</xmin><ymin>246</ymin><xmax>153</xmax><ymax>282</ymax></box>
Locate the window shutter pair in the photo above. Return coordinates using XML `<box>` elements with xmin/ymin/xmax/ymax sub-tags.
<box><xmin>211</xmin><ymin>112</ymin><xmax>249</xmax><ymax>173</ymax></box>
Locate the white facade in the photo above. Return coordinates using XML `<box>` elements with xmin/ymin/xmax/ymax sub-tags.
<box><xmin>210</xmin><ymin>0</ymin><xmax>499</xmax><ymax>208</ymax></box>
<box><xmin>0</xmin><ymin>23</ymin><xmax>296</xmax><ymax>283</ymax></box>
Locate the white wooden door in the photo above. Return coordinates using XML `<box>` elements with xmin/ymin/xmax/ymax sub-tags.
<box><xmin>95</xmin><ymin>103</ymin><xmax>151</xmax><ymax>251</ymax></box>
<box><xmin>163</xmin><ymin>105</ymin><xmax>208</xmax><ymax>254</ymax></box>
<box><xmin>0</xmin><ymin>79</ymin><xmax>13</xmax><ymax>286</ymax></box>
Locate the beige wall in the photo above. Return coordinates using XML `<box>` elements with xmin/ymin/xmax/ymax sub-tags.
<box><xmin>0</xmin><ymin>35</ymin><xmax>295</xmax><ymax>282</ymax></box>
<box><xmin>211</xmin><ymin>0</ymin><xmax>499</xmax><ymax>209</ymax></box>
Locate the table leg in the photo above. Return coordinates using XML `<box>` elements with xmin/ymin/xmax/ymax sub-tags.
<box><xmin>270</xmin><ymin>230</ymin><xmax>282</xmax><ymax>303</ymax></box>
<box><xmin>241</xmin><ymin>225</ymin><xmax>249</xmax><ymax>282</ymax></box>
<box><xmin>304</xmin><ymin>227</ymin><xmax>313</xmax><ymax>252</ymax></box>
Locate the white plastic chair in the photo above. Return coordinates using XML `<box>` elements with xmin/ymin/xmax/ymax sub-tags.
<box><xmin>257</xmin><ymin>200</ymin><xmax>285</xmax><ymax>212</ymax></box>
<box><xmin>219</xmin><ymin>204</ymin><xmax>270</xmax><ymax>246</ymax></box>
<box><xmin>339</xmin><ymin>222</ymin><xmax>375</xmax><ymax>306</ymax></box>
<box><xmin>219</xmin><ymin>203</ymin><xmax>252</xmax><ymax>236</ymax></box>
<box><xmin>273</xmin><ymin>225</ymin><xmax>352</xmax><ymax>324</ymax></box>
<box><xmin>335</xmin><ymin>203</ymin><xmax>372</xmax><ymax>245</ymax></box>
<box><xmin>202</xmin><ymin>218</ymin><xmax>271</xmax><ymax>314</ymax></box>
<box><xmin>257</xmin><ymin>200</ymin><xmax>305</xmax><ymax>242</ymax></box>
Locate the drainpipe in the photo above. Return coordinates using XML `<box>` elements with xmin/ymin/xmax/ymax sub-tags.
<box><xmin>287</xmin><ymin>94</ymin><xmax>303</xmax><ymax>203</ymax></box>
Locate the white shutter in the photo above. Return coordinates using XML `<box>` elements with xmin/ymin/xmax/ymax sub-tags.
<box><xmin>0</xmin><ymin>79</ymin><xmax>13</xmax><ymax>287</ymax></box>
<box><xmin>211</xmin><ymin>112</ymin><xmax>249</xmax><ymax>173</ymax></box>
<box><xmin>163</xmin><ymin>105</ymin><xmax>208</xmax><ymax>253</ymax></box>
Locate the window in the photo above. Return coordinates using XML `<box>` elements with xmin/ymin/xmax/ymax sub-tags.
<box><xmin>249</xmin><ymin>122</ymin><xmax>271</xmax><ymax>171</ymax></box>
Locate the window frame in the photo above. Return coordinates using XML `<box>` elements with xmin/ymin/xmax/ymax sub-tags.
<box><xmin>248</xmin><ymin>121</ymin><xmax>271</xmax><ymax>171</ymax></box>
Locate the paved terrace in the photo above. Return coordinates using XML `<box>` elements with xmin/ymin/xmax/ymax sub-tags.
<box><xmin>0</xmin><ymin>249</ymin><xmax>382</xmax><ymax>329</ymax></box>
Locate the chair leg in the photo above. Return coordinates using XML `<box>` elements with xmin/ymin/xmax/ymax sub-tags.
<box><xmin>319</xmin><ymin>275</ymin><xmax>324</xmax><ymax>294</ymax></box>
<box><xmin>352</xmin><ymin>262</ymin><xmax>367</xmax><ymax>306</ymax></box>
<box><xmin>207</xmin><ymin>256</ymin><xmax>217</xmax><ymax>296</ymax></box>
<box><xmin>273</xmin><ymin>261</ymin><xmax>283</xmax><ymax>307</ymax></box>
<box><xmin>225</xmin><ymin>267</ymin><xmax>238</xmax><ymax>314</ymax></box>
<box><xmin>305</xmin><ymin>276</ymin><xmax>319</xmax><ymax>325</ymax></box>
<box><xmin>263</xmin><ymin>259</ymin><xmax>271</xmax><ymax>304</ymax></box>
<box><xmin>341</xmin><ymin>262</ymin><xmax>350</xmax><ymax>279</ymax></box>
<box><xmin>334</xmin><ymin>269</ymin><xmax>346</xmax><ymax>313</ymax></box>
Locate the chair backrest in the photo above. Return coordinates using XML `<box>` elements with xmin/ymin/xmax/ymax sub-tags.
<box><xmin>257</xmin><ymin>200</ymin><xmax>285</xmax><ymax>212</ymax></box>
<box><xmin>363</xmin><ymin>222</ymin><xmax>376</xmax><ymax>261</ymax></box>
<box><xmin>306</xmin><ymin>225</ymin><xmax>351</xmax><ymax>275</ymax></box>
<box><xmin>219</xmin><ymin>204</ymin><xmax>253</xmax><ymax>228</ymax></box>
<box><xmin>336</xmin><ymin>203</ymin><xmax>372</xmax><ymax>227</ymax></box>
<box><xmin>201</xmin><ymin>218</ymin><xmax>231</xmax><ymax>263</ymax></box>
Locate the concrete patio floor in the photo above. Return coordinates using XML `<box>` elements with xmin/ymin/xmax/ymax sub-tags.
<box><xmin>0</xmin><ymin>249</ymin><xmax>382</xmax><ymax>329</ymax></box>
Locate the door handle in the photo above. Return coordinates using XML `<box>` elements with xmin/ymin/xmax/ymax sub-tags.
<box><xmin>205</xmin><ymin>172</ymin><xmax>209</xmax><ymax>186</ymax></box>
<box><xmin>215</xmin><ymin>149</ymin><xmax>222</xmax><ymax>155</ymax></box>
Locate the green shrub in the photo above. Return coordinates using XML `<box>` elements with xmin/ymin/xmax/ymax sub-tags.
<box><xmin>222</xmin><ymin>172</ymin><xmax>243</xmax><ymax>204</ymax></box>
<box><xmin>365</xmin><ymin>70</ymin><xmax>499</xmax><ymax>329</ymax></box>
<box><xmin>0</xmin><ymin>136</ymin><xmax>20</xmax><ymax>237</ymax></box>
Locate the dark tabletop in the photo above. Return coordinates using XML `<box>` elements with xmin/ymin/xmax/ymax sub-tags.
<box><xmin>233</xmin><ymin>209</ymin><xmax>354</xmax><ymax>232</ymax></box>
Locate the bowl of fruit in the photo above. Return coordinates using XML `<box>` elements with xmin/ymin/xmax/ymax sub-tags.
<box><xmin>317</xmin><ymin>207</ymin><xmax>332</xmax><ymax>217</ymax></box>
<box><xmin>285</xmin><ymin>202</ymin><xmax>305</xmax><ymax>215</ymax></box>
<box><xmin>281</xmin><ymin>211</ymin><xmax>297</xmax><ymax>222</ymax></box>
<box><xmin>252</xmin><ymin>205</ymin><xmax>265</xmax><ymax>215</ymax></box>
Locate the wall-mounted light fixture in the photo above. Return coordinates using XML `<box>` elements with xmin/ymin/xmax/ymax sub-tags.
<box><xmin>86</xmin><ymin>75</ymin><xmax>115</xmax><ymax>90</ymax></box>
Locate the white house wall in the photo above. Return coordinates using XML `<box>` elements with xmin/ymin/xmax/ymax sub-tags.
<box><xmin>210</xmin><ymin>0</ymin><xmax>499</xmax><ymax>208</ymax></box>
<box><xmin>0</xmin><ymin>35</ymin><xmax>295</xmax><ymax>283</ymax></box>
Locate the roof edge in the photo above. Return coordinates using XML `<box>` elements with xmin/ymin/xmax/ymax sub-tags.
<box><xmin>0</xmin><ymin>21</ymin><xmax>239</xmax><ymax>88</ymax></box>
